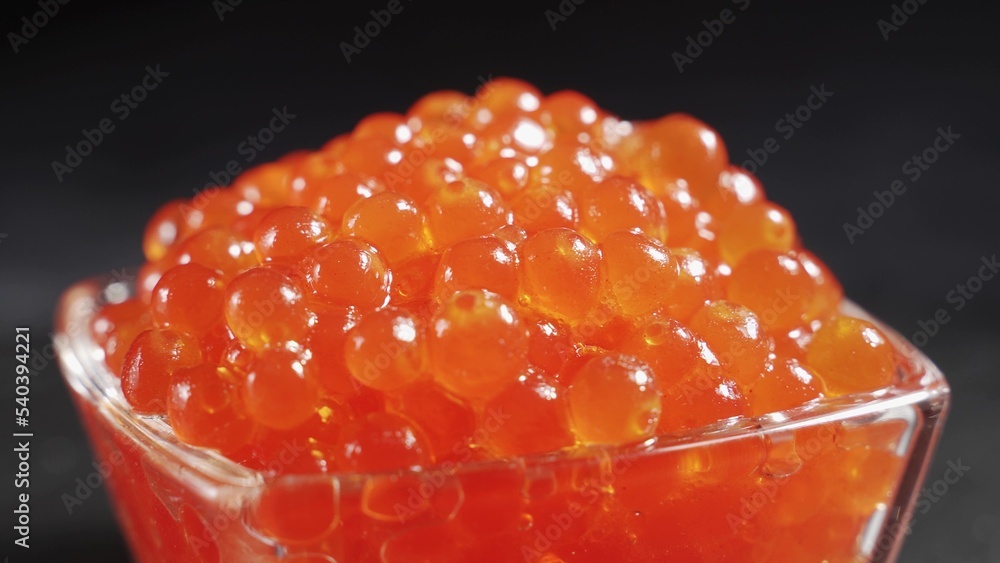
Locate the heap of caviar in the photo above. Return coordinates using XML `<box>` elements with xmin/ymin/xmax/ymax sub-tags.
<box><xmin>93</xmin><ymin>78</ymin><xmax>898</xmax><ymax>474</ymax></box>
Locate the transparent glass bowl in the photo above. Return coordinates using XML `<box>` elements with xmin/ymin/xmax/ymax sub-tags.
<box><xmin>55</xmin><ymin>275</ymin><xmax>950</xmax><ymax>562</ymax></box>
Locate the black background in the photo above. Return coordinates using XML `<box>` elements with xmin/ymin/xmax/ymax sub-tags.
<box><xmin>2</xmin><ymin>1</ymin><xmax>998</xmax><ymax>561</ymax></box>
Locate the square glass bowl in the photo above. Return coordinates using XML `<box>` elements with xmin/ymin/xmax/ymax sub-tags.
<box><xmin>55</xmin><ymin>275</ymin><xmax>949</xmax><ymax>562</ymax></box>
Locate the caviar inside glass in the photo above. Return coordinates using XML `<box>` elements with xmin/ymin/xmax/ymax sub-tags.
<box><xmin>56</xmin><ymin>79</ymin><xmax>949</xmax><ymax>562</ymax></box>
<box><xmin>57</xmin><ymin>281</ymin><xmax>948</xmax><ymax>562</ymax></box>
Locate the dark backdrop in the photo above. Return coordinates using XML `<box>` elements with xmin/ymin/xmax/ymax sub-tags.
<box><xmin>1</xmin><ymin>1</ymin><xmax>998</xmax><ymax>561</ymax></box>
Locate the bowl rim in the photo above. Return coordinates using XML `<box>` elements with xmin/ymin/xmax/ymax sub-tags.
<box><xmin>54</xmin><ymin>273</ymin><xmax>951</xmax><ymax>490</ymax></box>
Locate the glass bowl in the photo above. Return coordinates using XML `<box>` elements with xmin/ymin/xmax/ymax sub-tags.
<box><xmin>55</xmin><ymin>274</ymin><xmax>949</xmax><ymax>562</ymax></box>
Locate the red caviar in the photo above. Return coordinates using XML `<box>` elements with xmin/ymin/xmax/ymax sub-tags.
<box><xmin>96</xmin><ymin>78</ymin><xmax>907</xmax><ymax>561</ymax></box>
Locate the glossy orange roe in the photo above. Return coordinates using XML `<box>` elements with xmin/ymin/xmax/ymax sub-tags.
<box><xmin>567</xmin><ymin>353</ymin><xmax>661</xmax><ymax>444</ymax></box>
<box><xmin>519</xmin><ymin>228</ymin><xmax>601</xmax><ymax>321</ymax></box>
<box><xmin>599</xmin><ymin>231</ymin><xmax>678</xmax><ymax>317</ymax></box>
<box><xmin>167</xmin><ymin>364</ymin><xmax>253</xmax><ymax>453</ymax></box>
<box><xmin>344</xmin><ymin>306</ymin><xmax>424</xmax><ymax>392</ymax></box>
<box><xmin>690</xmin><ymin>300</ymin><xmax>772</xmax><ymax>390</ymax></box>
<box><xmin>805</xmin><ymin>316</ymin><xmax>897</xmax><ymax>396</ymax></box>
<box><xmin>91</xmin><ymin>298</ymin><xmax>151</xmax><ymax>376</ymax></box>
<box><xmin>103</xmin><ymin>81</ymin><xmax>905</xmax><ymax>557</ymax></box>
<box><xmin>150</xmin><ymin>263</ymin><xmax>225</xmax><ymax>337</ymax></box>
<box><xmin>121</xmin><ymin>328</ymin><xmax>201</xmax><ymax>414</ymax></box>
<box><xmin>428</xmin><ymin>289</ymin><xmax>529</xmax><ymax>400</ymax></box>
<box><xmin>479</xmin><ymin>370</ymin><xmax>575</xmax><ymax>456</ymax></box>
<box><xmin>223</xmin><ymin>267</ymin><xmax>310</xmax><ymax>350</ymax></box>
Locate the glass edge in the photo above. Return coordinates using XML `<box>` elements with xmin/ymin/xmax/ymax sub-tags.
<box><xmin>54</xmin><ymin>274</ymin><xmax>952</xmax><ymax>491</ymax></box>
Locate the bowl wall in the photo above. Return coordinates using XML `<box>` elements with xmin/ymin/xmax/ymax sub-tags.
<box><xmin>55</xmin><ymin>276</ymin><xmax>950</xmax><ymax>562</ymax></box>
